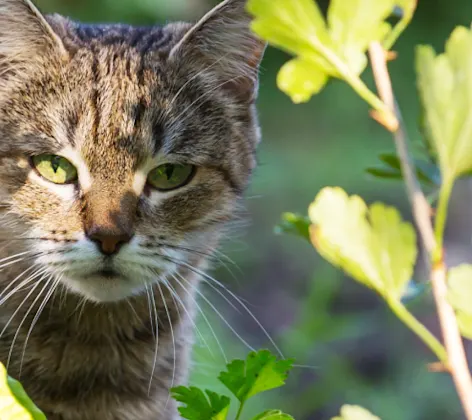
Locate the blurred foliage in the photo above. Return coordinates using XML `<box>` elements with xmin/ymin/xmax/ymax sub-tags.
<box><xmin>34</xmin><ymin>0</ymin><xmax>472</xmax><ymax>419</ymax></box>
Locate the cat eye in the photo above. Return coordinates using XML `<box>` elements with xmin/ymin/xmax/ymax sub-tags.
<box><xmin>147</xmin><ymin>163</ymin><xmax>195</xmax><ymax>191</ymax></box>
<box><xmin>32</xmin><ymin>154</ymin><xmax>78</xmax><ymax>184</ymax></box>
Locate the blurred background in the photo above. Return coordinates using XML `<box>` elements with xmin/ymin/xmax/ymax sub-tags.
<box><xmin>34</xmin><ymin>0</ymin><xmax>472</xmax><ymax>419</ymax></box>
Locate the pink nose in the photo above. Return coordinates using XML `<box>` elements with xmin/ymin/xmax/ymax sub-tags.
<box><xmin>86</xmin><ymin>227</ymin><xmax>132</xmax><ymax>255</ymax></box>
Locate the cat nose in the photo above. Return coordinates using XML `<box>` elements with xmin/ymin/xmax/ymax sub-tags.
<box><xmin>86</xmin><ymin>227</ymin><xmax>133</xmax><ymax>256</ymax></box>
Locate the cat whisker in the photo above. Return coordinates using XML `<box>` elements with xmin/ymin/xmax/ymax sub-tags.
<box><xmin>15</xmin><ymin>273</ymin><xmax>59</xmax><ymax>375</ymax></box>
<box><xmin>125</xmin><ymin>298</ymin><xmax>139</xmax><ymax>321</ymax></box>
<box><xmin>147</xmin><ymin>283</ymin><xmax>160</xmax><ymax>395</ymax></box>
<box><xmin>186</xmin><ymin>260</ymin><xmax>283</xmax><ymax>358</ymax></box>
<box><xmin>164</xmin><ymin>255</ymin><xmax>283</xmax><ymax>358</ymax></box>
<box><xmin>0</xmin><ymin>250</ymin><xmax>36</xmax><ymax>265</ymax></box>
<box><xmin>165</xmin><ymin>274</ymin><xmax>212</xmax><ymax>358</ymax></box>
<box><xmin>0</xmin><ymin>276</ymin><xmax>45</xmax><ymax>369</ymax></box>
<box><xmin>169</xmin><ymin>272</ymin><xmax>226</xmax><ymax>362</ymax></box>
<box><xmin>174</xmin><ymin>270</ymin><xmax>254</xmax><ymax>359</ymax></box>
<box><xmin>0</xmin><ymin>264</ymin><xmax>39</xmax><ymax>302</ymax></box>
<box><xmin>155</xmin><ymin>279</ymin><xmax>176</xmax><ymax>409</ymax></box>
<box><xmin>0</xmin><ymin>267</ymin><xmax>49</xmax><ymax>307</ymax></box>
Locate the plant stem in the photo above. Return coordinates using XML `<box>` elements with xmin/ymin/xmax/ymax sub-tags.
<box><xmin>433</xmin><ymin>177</ymin><xmax>454</xmax><ymax>262</ymax></box>
<box><xmin>368</xmin><ymin>42</ymin><xmax>435</xmax><ymax>255</ymax></box>
<box><xmin>235</xmin><ymin>402</ymin><xmax>246</xmax><ymax>420</ymax></box>
<box><xmin>387</xmin><ymin>298</ymin><xmax>447</xmax><ymax>362</ymax></box>
<box><xmin>430</xmin><ymin>261</ymin><xmax>472</xmax><ymax>418</ymax></box>
<box><xmin>368</xmin><ymin>41</ymin><xmax>472</xmax><ymax>420</ymax></box>
<box><xmin>309</xmin><ymin>38</ymin><xmax>397</xmax><ymax>130</ymax></box>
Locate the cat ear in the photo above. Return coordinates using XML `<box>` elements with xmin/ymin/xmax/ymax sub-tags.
<box><xmin>169</xmin><ymin>0</ymin><xmax>266</xmax><ymax>103</ymax></box>
<box><xmin>0</xmin><ymin>0</ymin><xmax>67</xmax><ymax>76</ymax></box>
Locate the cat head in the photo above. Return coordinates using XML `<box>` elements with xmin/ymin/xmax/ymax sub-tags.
<box><xmin>0</xmin><ymin>0</ymin><xmax>264</xmax><ymax>302</ymax></box>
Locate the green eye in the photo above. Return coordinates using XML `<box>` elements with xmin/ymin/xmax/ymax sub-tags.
<box><xmin>32</xmin><ymin>154</ymin><xmax>78</xmax><ymax>184</ymax></box>
<box><xmin>147</xmin><ymin>163</ymin><xmax>195</xmax><ymax>191</ymax></box>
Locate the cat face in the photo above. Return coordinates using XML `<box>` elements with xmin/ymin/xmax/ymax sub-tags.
<box><xmin>0</xmin><ymin>0</ymin><xmax>264</xmax><ymax>302</ymax></box>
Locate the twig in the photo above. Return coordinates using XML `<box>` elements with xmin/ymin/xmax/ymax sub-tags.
<box><xmin>368</xmin><ymin>41</ymin><xmax>472</xmax><ymax>420</ymax></box>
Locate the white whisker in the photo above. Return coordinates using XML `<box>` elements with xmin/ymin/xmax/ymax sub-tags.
<box><xmin>155</xmin><ymin>280</ymin><xmax>176</xmax><ymax>409</ymax></box>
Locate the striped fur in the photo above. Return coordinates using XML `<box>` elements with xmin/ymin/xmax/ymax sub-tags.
<box><xmin>0</xmin><ymin>0</ymin><xmax>264</xmax><ymax>418</ymax></box>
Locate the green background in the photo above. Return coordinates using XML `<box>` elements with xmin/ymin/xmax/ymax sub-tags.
<box><xmin>34</xmin><ymin>1</ymin><xmax>472</xmax><ymax>419</ymax></box>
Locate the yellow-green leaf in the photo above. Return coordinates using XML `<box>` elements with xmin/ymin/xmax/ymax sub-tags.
<box><xmin>308</xmin><ymin>187</ymin><xmax>417</xmax><ymax>299</ymax></box>
<box><xmin>252</xmin><ymin>410</ymin><xmax>294</xmax><ymax>420</ymax></box>
<box><xmin>447</xmin><ymin>264</ymin><xmax>472</xmax><ymax>339</ymax></box>
<box><xmin>416</xmin><ymin>25</ymin><xmax>472</xmax><ymax>181</ymax></box>
<box><xmin>328</xmin><ymin>0</ymin><xmax>394</xmax><ymax>74</ymax></box>
<box><xmin>0</xmin><ymin>364</ymin><xmax>46</xmax><ymax>420</ymax></box>
<box><xmin>332</xmin><ymin>404</ymin><xmax>381</xmax><ymax>420</ymax></box>
<box><xmin>277</xmin><ymin>58</ymin><xmax>328</xmax><ymax>103</ymax></box>
<box><xmin>247</xmin><ymin>0</ymin><xmax>416</xmax><ymax>102</ymax></box>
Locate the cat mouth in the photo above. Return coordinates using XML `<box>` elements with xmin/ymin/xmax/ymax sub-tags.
<box><xmin>95</xmin><ymin>268</ymin><xmax>121</xmax><ymax>279</ymax></box>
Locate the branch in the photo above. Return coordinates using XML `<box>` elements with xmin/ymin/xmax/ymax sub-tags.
<box><xmin>368</xmin><ymin>41</ymin><xmax>472</xmax><ymax>420</ymax></box>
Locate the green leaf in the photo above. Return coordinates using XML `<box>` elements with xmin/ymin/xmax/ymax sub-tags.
<box><xmin>252</xmin><ymin>410</ymin><xmax>295</xmax><ymax>420</ymax></box>
<box><xmin>332</xmin><ymin>404</ymin><xmax>381</xmax><ymax>420</ymax></box>
<box><xmin>366</xmin><ymin>153</ymin><xmax>441</xmax><ymax>186</ymax></box>
<box><xmin>171</xmin><ymin>386</ymin><xmax>230</xmax><ymax>420</ymax></box>
<box><xmin>365</xmin><ymin>167</ymin><xmax>403</xmax><ymax>180</ymax></box>
<box><xmin>218</xmin><ymin>350</ymin><xmax>294</xmax><ymax>404</ymax></box>
<box><xmin>275</xmin><ymin>213</ymin><xmax>311</xmax><ymax>241</ymax></box>
<box><xmin>0</xmin><ymin>364</ymin><xmax>46</xmax><ymax>420</ymax></box>
<box><xmin>308</xmin><ymin>187</ymin><xmax>417</xmax><ymax>300</ymax></box>
<box><xmin>247</xmin><ymin>0</ymin><xmax>415</xmax><ymax>102</ymax></box>
<box><xmin>447</xmin><ymin>264</ymin><xmax>472</xmax><ymax>339</ymax></box>
<box><xmin>416</xmin><ymin>25</ymin><xmax>472</xmax><ymax>181</ymax></box>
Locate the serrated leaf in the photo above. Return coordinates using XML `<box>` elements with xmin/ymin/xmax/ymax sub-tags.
<box><xmin>308</xmin><ymin>187</ymin><xmax>417</xmax><ymax>300</ymax></box>
<box><xmin>252</xmin><ymin>410</ymin><xmax>295</xmax><ymax>420</ymax></box>
<box><xmin>275</xmin><ymin>213</ymin><xmax>311</xmax><ymax>241</ymax></box>
<box><xmin>171</xmin><ymin>386</ymin><xmax>230</xmax><ymax>420</ymax></box>
<box><xmin>328</xmin><ymin>0</ymin><xmax>394</xmax><ymax>74</ymax></box>
<box><xmin>416</xmin><ymin>25</ymin><xmax>472</xmax><ymax>181</ymax></box>
<box><xmin>218</xmin><ymin>350</ymin><xmax>294</xmax><ymax>404</ymax></box>
<box><xmin>447</xmin><ymin>265</ymin><xmax>472</xmax><ymax>339</ymax></box>
<box><xmin>0</xmin><ymin>364</ymin><xmax>46</xmax><ymax>420</ymax></box>
<box><xmin>247</xmin><ymin>0</ymin><xmax>415</xmax><ymax>102</ymax></box>
<box><xmin>332</xmin><ymin>404</ymin><xmax>381</xmax><ymax>420</ymax></box>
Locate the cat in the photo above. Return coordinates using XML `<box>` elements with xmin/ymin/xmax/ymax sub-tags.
<box><xmin>0</xmin><ymin>0</ymin><xmax>265</xmax><ymax>418</ymax></box>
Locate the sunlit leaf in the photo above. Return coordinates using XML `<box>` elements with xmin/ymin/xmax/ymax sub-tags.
<box><xmin>247</xmin><ymin>0</ymin><xmax>416</xmax><ymax>102</ymax></box>
<box><xmin>332</xmin><ymin>404</ymin><xmax>381</xmax><ymax>420</ymax></box>
<box><xmin>171</xmin><ymin>386</ymin><xmax>230</xmax><ymax>420</ymax></box>
<box><xmin>308</xmin><ymin>187</ymin><xmax>417</xmax><ymax>299</ymax></box>
<box><xmin>275</xmin><ymin>213</ymin><xmax>311</xmax><ymax>241</ymax></box>
<box><xmin>417</xmin><ymin>25</ymin><xmax>472</xmax><ymax>181</ymax></box>
<box><xmin>447</xmin><ymin>264</ymin><xmax>472</xmax><ymax>339</ymax></box>
<box><xmin>218</xmin><ymin>350</ymin><xmax>294</xmax><ymax>404</ymax></box>
<box><xmin>252</xmin><ymin>410</ymin><xmax>295</xmax><ymax>420</ymax></box>
<box><xmin>277</xmin><ymin>58</ymin><xmax>328</xmax><ymax>103</ymax></box>
<box><xmin>328</xmin><ymin>0</ymin><xmax>393</xmax><ymax>74</ymax></box>
<box><xmin>0</xmin><ymin>364</ymin><xmax>46</xmax><ymax>420</ymax></box>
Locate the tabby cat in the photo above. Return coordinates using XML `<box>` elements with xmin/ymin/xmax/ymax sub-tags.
<box><xmin>0</xmin><ymin>0</ymin><xmax>265</xmax><ymax>418</ymax></box>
